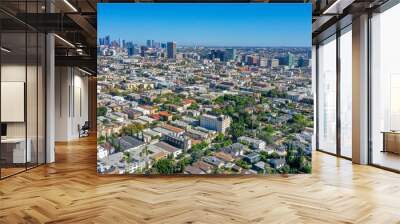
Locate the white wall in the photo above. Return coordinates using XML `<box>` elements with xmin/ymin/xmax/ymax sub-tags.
<box><xmin>55</xmin><ymin>67</ymin><xmax>89</xmax><ymax>141</ymax></box>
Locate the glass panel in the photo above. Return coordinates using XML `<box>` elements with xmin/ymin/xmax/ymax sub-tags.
<box><xmin>38</xmin><ymin>32</ymin><xmax>45</xmax><ymax>165</ymax></box>
<box><xmin>339</xmin><ymin>27</ymin><xmax>352</xmax><ymax>158</ymax></box>
<box><xmin>317</xmin><ymin>35</ymin><xmax>337</xmax><ymax>154</ymax></box>
<box><xmin>1</xmin><ymin>31</ymin><xmax>27</xmax><ymax>177</ymax></box>
<box><xmin>371</xmin><ymin>3</ymin><xmax>400</xmax><ymax>171</ymax></box>
<box><xmin>27</xmin><ymin>31</ymin><xmax>38</xmax><ymax>169</ymax></box>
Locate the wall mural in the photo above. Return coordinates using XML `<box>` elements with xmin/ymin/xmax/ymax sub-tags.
<box><xmin>97</xmin><ymin>3</ymin><xmax>313</xmax><ymax>175</ymax></box>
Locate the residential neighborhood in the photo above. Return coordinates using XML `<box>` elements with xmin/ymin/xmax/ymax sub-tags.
<box><xmin>97</xmin><ymin>37</ymin><xmax>313</xmax><ymax>175</ymax></box>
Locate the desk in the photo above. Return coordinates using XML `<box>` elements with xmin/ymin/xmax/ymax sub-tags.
<box><xmin>382</xmin><ymin>131</ymin><xmax>400</xmax><ymax>154</ymax></box>
<box><xmin>1</xmin><ymin>138</ymin><xmax>31</xmax><ymax>164</ymax></box>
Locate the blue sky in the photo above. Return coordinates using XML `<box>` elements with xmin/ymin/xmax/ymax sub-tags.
<box><xmin>98</xmin><ymin>3</ymin><xmax>311</xmax><ymax>47</ymax></box>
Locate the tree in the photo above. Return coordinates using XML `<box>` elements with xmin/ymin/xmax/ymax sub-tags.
<box><xmin>214</xmin><ymin>133</ymin><xmax>225</xmax><ymax>143</ymax></box>
<box><xmin>172</xmin><ymin>114</ymin><xmax>182</xmax><ymax>121</ymax></box>
<box><xmin>109</xmin><ymin>134</ymin><xmax>121</xmax><ymax>152</ymax></box>
<box><xmin>230</xmin><ymin>122</ymin><xmax>245</xmax><ymax>140</ymax></box>
<box><xmin>121</xmin><ymin>123</ymin><xmax>145</xmax><ymax>137</ymax></box>
<box><xmin>188</xmin><ymin>102</ymin><xmax>199</xmax><ymax>110</ymax></box>
<box><xmin>280</xmin><ymin>164</ymin><xmax>291</xmax><ymax>174</ymax></box>
<box><xmin>123</xmin><ymin>151</ymin><xmax>131</xmax><ymax>163</ymax></box>
<box><xmin>176</xmin><ymin>158</ymin><xmax>190</xmax><ymax>173</ymax></box>
<box><xmin>235</xmin><ymin>159</ymin><xmax>251</xmax><ymax>170</ymax></box>
<box><xmin>263</xmin><ymin>124</ymin><xmax>274</xmax><ymax>134</ymax></box>
<box><xmin>258</xmin><ymin>131</ymin><xmax>273</xmax><ymax>144</ymax></box>
<box><xmin>97</xmin><ymin>135</ymin><xmax>106</xmax><ymax>144</ymax></box>
<box><xmin>301</xmin><ymin>162</ymin><xmax>312</xmax><ymax>173</ymax></box>
<box><xmin>155</xmin><ymin>158</ymin><xmax>174</xmax><ymax>174</ymax></box>
<box><xmin>97</xmin><ymin>106</ymin><xmax>107</xmax><ymax>117</ymax></box>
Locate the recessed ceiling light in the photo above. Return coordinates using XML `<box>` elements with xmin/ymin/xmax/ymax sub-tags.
<box><xmin>1</xmin><ymin>47</ymin><xmax>11</xmax><ymax>53</ymax></box>
<box><xmin>78</xmin><ymin>68</ymin><xmax>92</xmax><ymax>76</ymax></box>
<box><xmin>54</xmin><ymin>34</ymin><xmax>75</xmax><ymax>48</ymax></box>
<box><xmin>63</xmin><ymin>0</ymin><xmax>78</xmax><ymax>12</ymax></box>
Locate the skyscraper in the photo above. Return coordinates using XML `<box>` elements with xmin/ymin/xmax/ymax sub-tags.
<box><xmin>105</xmin><ymin>35</ymin><xmax>110</xmax><ymax>46</ymax></box>
<box><xmin>140</xmin><ymin>46</ymin><xmax>147</xmax><ymax>57</ymax></box>
<box><xmin>127</xmin><ymin>44</ymin><xmax>138</xmax><ymax>57</ymax></box>
<box><xmin>225</xmin><ymin>48</ymin><xmax>236</xmax><ymax>61</ymax></box>
<box><xmin>287</xmin><ymin>52</ymin><xmax>295</xmax><ymax>68</ymax></box>
<box><xmin>167</xmin><ymin>42</ymin><xmax>176</xmax><ymax>59</ymax></box>
<box><xmin>147</xmin><ymin>40</ymin><xmax>154</xmax><ymax>48</ymax></box>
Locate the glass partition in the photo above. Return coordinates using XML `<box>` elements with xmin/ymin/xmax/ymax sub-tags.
<box><xmin>339</xmin><ymin>26</ymin><xmax>352</xmax><ymax>158</ymax></box>
<box><xmin>370</xmin><ymin>3</ymin><xmax>400</xmax><ymax>171</ymax></box>
<box><xmin>0</xmin><ymin>1</ymin><xmax>46</xmax><ymax>179</ymax></box>
<box><xmin>1</xmin><ymin>31</ymin><xmax>28</xmax><ymax>177</ymax></box>
<box><xmin>317</xmin><ymin>35</ymin><xmax>337</xmax><ymax>154</ymax></box>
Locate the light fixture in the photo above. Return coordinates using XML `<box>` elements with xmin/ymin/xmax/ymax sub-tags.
<box><xmin>78</xmin><ymin>67</ymin><xmax>92</xmax><ymax>76</ymax></box>
<box><xmin>54</xmin><ymin>34</ymin><xmax>75</xmax><ymax>48</ymax></box>
<box><xmin>1</xmin><ymin>47</ymin><xmax>11</xmax><ymax>53</ymax></box>
<box><xmin>322</xmin><ymin>0</ymin><xmax>354</xmax><ymax>15</ymax></box>
<box><xmin>63</xmin><ymin>0</ymin><xmax>78</xmax><ymax>12</ymax></box>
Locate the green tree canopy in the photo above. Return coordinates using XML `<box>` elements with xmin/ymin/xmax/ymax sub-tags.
<box><xmin>155</xmin><ymin>158</ymin><xmax>174</xmax><ymax>174</ymax></box>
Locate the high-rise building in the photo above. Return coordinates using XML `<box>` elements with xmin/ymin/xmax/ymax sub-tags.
<box><xmin>167</xmin><ymin>42</ymin><xmax>176</xmax><ymax>59</ymax></box>
<box><xmin>287</xmin><ymin>52</ymin><xmax>295</xmax><ymax>68</ymax></box>
<box><xmin>270</xmin><ymin>58</ymin><xmax>279</xmax><ymax>68</ymax></box>
<box><xmin>147</xmin><ymin>40</ymin><xmax>154</xmax><ymax>48</ymax></box>
<box><xmin>225</xmin><ymin>48</ymin><xmax>236</xmax><ymax>61</ymax></box>
<box><xmin>127</xmin><ymin>44</ymin><xmax>138</xmax><ymax>57</ymax></box>
<box><xmin>104</xmin><ymin>35</ymin><xmax>110</xmax><ymax>46</ymax></box>
<box><xmin>246</xmin><ymin>55</ymin><xmax>258</xmax><ymax>66</ymax></box>
<box><xmin>259</xmin><ymin>57</ymin><xmax>268</xmax><ymax>67</ymax></box>
<box><xmin>140</xmin><ymin>46</ymin><xmax>147</xmax><ymax>57</ymax></box>
<box><xmin>297</xmin><ymin>57</ymin><xmax>309</xmax><ymax>67</ymax></box>
<box><xmin>307</xmin><ymin>49</ymin><xmax>312</xmax><ymax>59</ymax></box>
<box><xmin>200</xmin><ymin>114</ymin><xmax>231</xmax><ymax>133</ymax></box>
<box><xmin>209</xmin><ymin>50</ymin><xmax>225</xmax><ymax>61</ymax></box>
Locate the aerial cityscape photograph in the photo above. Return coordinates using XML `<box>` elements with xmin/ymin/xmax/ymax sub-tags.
<box><xmin>97</xmin><ymin>3</ymin><xmax>313</xmax><ymax>175</ymax></box>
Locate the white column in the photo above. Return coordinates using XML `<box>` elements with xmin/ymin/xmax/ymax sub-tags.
<box><xmin>46</xmin><ymin>33</ymin><xmax>55</xmax><ymax>163</ymax></box>
<box><xmin>352</xmin><ymin>14</ymin><xmax>369</xmax><ymax>164</ymax></box>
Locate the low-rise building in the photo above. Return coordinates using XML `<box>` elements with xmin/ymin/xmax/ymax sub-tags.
<box><xmin>221</xmin><ymin>143</ymin><xmax>247</xmax><ymax>157</ymax></box>
<box><xmin>184</xmin><ymin>165</ymin><xmax>205</xmax><ymax>175</ymax></box>
<box><xmin>162</xmin><ymin>133</ymin><xmax>192</xmax><ymax>151</ymax></box>
<box><xmin>154</xmin><ymin>141</ymin><xmax>182</xmax><ymax>158</ymax></box>
<box><xmin>243</xmin><ymin>152</ymin><xmax>260</xmax><ymax>164</ymax></box>
<box><xmin>269</xmin><ymin>158</ymin><xmax>286</xmax><ymax>169</ymax></box>
<box><xmin>203</xmin><ymin>156</ymin><xmax>224</xmax><ymax>168</ymax></box>
<box><xmin>238</xmin><ymin>136</ymin><xmax>266</xmax><ymax>151</ymax></box>
<box><xmin>192</xmin><ymin>161</ymin><xmax>213</xmax><ymax>174</ymax></box>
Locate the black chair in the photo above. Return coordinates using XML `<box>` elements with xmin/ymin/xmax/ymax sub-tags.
<box><xmin>79</xmin><ymin>121</ymin><xmax>90</xmax><ymax>138</ymax></box>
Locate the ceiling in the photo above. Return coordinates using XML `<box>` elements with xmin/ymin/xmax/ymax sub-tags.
<box><xmin>0</xmin><ymin>0</ymin><xmax>97</xmax><ymax>74</ymax></box>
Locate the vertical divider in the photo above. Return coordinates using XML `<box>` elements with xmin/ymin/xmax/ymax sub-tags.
<box><xmin>336</xmin><ymin>27</ymin><xmax>341</xmax><ymax>157</ymax></box>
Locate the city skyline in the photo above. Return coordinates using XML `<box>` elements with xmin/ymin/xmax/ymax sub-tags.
<box><xmin>98</xmin><ymin>3</ymin><xmax>311</xmax><ymax>47</ymax></box>
<box><xmin>99</xmin><ymin>36</ymin><xmax>313</xmax><ymax>48</ymax></box>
